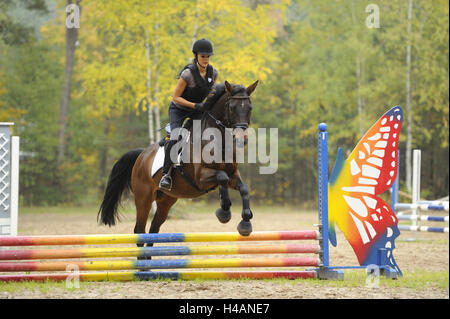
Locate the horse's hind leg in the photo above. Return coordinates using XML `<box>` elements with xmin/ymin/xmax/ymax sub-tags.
<box><xmin>149</xmin><ymin>191</ymin><xmax>177</xmax><ymax>234</ymax></box>
<box><xmin>133</xmin><ymin>183</ymin><xmax>155</xmax><ymax>250</ymax></box>
<box><xmin>140</xmin><ymin>191</ymin><xmax>178</xmax><ymax>260</ymax></box>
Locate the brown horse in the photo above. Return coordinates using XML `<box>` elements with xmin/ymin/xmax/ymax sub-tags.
<box><xmin>98</xmin><ymin>80</ymin><xmax>259</xmax><ymax>245</ymax></box>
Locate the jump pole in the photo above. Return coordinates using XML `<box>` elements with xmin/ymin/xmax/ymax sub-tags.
<box><xmin>0</xmin><ymin>271</ymin><xmax>318</xmax><ymax>282</ymax></box>
<box><xmin>0</xmin><ymin>230</ymin><xmax>318</xmax><ymax>246</ymax></box>
<box><xmin>0</xmin><ymin>256</ymin><xmax>321</xmax><ymax>272</ymax></box>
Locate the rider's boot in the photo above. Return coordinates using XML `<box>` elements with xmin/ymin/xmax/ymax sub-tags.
<box><xmin>159</xmin><ymin>140</ymin><xmax>176</xmax><ymax>190</ymax></box>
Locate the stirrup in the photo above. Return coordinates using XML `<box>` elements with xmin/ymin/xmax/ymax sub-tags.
<box><xmin>159</xmin><ymin>174</ymin><xmax>172</xmax><ymax>190</ymax></box>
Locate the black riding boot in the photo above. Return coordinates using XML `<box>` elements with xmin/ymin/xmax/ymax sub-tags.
<box><xmin>159</xmin><ymin>140</ymin><xmax>176</xmax><ymax>190</ymax></box>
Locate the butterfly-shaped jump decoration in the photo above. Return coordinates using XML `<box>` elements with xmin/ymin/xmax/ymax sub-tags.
<box><xmin>328</xmin><ymin>106</ymin><xmax>403</xmax><ymax>275</ymax></box>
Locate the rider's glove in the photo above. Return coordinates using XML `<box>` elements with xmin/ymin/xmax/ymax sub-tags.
<box><xmin>194</xmin><ymin>103</ymin><xmax>205</xmax><ymax>112</ymax></box>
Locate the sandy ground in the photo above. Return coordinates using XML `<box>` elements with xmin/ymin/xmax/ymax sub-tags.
<box><xmin>0</xmin><ymin>204</ymin><xmax>448</xmax><ymax>299</ymax></box>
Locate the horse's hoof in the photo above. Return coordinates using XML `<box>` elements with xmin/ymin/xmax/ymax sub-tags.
<box><xmin>216</xmin><ymin>208</ymin><xmax>231</xmax><ymax>223</ymax></box>
<box><xmin>237</xmin><ymin>220</ymin><xmax>252</xmax><ymax>236</ymax></box>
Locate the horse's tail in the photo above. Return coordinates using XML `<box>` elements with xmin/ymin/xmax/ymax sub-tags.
<box><xmin>98</xmin><ymin>148</ymin><xmax>145</xmax><ymax>226</ymax></box>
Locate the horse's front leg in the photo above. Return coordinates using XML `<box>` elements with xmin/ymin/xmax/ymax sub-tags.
<box><xmin>197</xmin><ymin>167</ymin><xmax>232</xmax><ymax>224</ymax></box>
<box><xmin>232</xmin><ymin>175</ymin><xmax>253</xmax><ymax>236</ymax></box>
<box><xmin>215</xmin><ymin>170</ymin><xmax>232</xmax><ymax>223</ymax></box>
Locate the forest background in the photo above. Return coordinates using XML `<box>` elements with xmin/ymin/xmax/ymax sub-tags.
<box><xmin>0</xmin><ymin>0</ymin><xmax>448</xmax><ymax>208</ymax></box>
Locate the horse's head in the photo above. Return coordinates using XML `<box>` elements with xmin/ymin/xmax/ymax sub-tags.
<box><xmin>223</xmin><ymin>80</ymin><xmax>258</xmax><ymax>146</ymax></box>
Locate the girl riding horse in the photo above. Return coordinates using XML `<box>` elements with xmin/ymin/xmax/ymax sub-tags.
<box><xmin>160</xmin><ymin>38</ymin><xmax>220</xmax><ymax>190</ymax></box>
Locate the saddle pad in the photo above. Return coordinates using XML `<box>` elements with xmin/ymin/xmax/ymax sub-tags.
<box><xmin>152</xmin><ymin>145</ymin><xmax>184</xmax><ymax>177</ymax></box>
<box><xmin>152</xmin><ymin>132</ymin><xmax>189</xmax><ymax>177</ymax></box>
<box><xmin>151</xmin><ymin>146</ymin><xmax>165</xmax><ymax>177</ymax></box>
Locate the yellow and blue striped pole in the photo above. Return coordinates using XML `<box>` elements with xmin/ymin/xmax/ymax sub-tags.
<box><xmin>0</xmin><ymin>270</ymin><xmax>318</xmax><ymax>282</ymax></box>
<box><xmin>0</xmin><ymin>256</ymin><xmax>320</xmax><ymax>272</ymax></box>
<box><xmin>0</xmin><ymin>243</ymin><xmax>320</xmax><ymax>260</ymax></box>
<box><xmin>0</xmin><ymin>230</ymin><xmax>318</xmax><ymax>246</ymax></box>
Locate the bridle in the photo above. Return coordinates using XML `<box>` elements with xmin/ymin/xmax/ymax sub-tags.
<box><xmin>205</xmin><ymin>94</ymin><xmax>251</xmax><ymax>131</ymax></box>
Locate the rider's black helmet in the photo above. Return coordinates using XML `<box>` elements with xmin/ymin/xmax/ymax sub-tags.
<box><xmin>192</xmin><ymin>38</ymin><xmax>214</xmax><ymax>55</ymax></box>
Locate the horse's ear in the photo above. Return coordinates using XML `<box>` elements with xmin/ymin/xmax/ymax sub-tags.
<box><xmin>224</xmin><ymin>81</ymin><xmax>233</xmax><ymax>94</ymax></box>
<box><xmin>246</xmin><ymin>80</ymin><xmax>259</xmax><ymax>96</ymax></box>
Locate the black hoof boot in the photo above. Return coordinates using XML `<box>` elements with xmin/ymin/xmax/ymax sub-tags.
<box><xmin>159</xmin><ymin>174</ymin><xmax>172</xmax><ymax>190</ymax></box>
<box><xmin>237</xmin><ymin>220</ymin><xmax>252</xmax><ymax>236</ymax></box>
<box><xmin>216</xmin><ymin>207</ymin><xmax>232</xmax><ymax>223</ymax></box>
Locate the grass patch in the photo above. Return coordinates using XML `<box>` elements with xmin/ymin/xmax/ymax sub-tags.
<box><xmin>386</xmin><ymin>270</ymin><xmax>449</xmax><ymax>289</ymax></box>
<box><xmin>291</xmin><ymin>269</ymin><xmax>449</xmax><ymax>290</ymax></box>
<box><xmin>0</xmin><ymin>279</ymin><xmax>87</xmax><ymax>295</ymax></box>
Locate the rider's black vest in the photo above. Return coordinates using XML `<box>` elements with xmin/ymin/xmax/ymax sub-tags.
<box><xmin>179</xmin><ymin>63</ymin><xmax>214</xmax><ymax>104</ymax></box>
